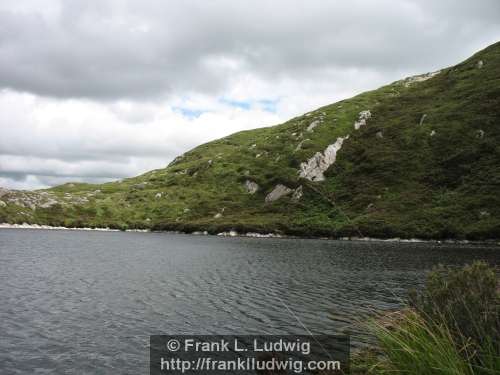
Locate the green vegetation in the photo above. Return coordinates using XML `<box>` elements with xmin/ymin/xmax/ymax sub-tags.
<box><xmin>1</xmin><ymin>42</ymin><xmax>500</xmax><ymax>239</ymax></box>
<box><xmin>353</xmin><ymin>261</ymin><xmax>500</xmax><ymax>374</ymax></box>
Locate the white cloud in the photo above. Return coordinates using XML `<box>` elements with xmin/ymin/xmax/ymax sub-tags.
<box><xmin>0</xmin><ymin>90</ymin><xmax>283</xmax><ymax>188</ymax></box>
<box><xmin>0</xmin><ymin>0</ymin><xmax>499</xmax><ymax>189</ymax></box>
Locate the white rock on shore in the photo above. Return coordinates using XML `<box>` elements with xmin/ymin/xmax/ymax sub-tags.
<box><xmin>0</xmin><ymin>223</ymin><xmax>150</xmax><ymax>232</ymax></box>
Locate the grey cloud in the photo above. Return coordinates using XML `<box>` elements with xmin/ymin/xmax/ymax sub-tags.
<box><xmin>0</xmin><ymin>0</ymin><xmax>498</xmax><ymax>100</ymax></box>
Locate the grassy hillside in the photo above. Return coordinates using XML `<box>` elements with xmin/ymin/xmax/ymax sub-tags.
<box><xmin>1</xmin><ymin>42</ymin><xmax>499</xmax><ymax>240</ymax></box>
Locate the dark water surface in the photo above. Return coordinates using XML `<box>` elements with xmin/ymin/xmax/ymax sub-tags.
<box><xmin>0</xmin><ymin>228</ymin><xmax>498</xmax><ymax>374</ymax></box>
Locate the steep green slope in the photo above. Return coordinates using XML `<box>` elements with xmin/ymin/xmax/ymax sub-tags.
<box><xmin>1</xmin><ymin>42</ymin><xmax>499</xmax><ymax>239</ymax></box>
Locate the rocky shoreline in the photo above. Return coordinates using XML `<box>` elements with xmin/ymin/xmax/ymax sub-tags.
<box><xmin>0</xmin><ymin>223</ymin><xmax>148</xmax><ymax>232</ymax></box>
<box><xmin>1</xmin><ymin>223</ymin><xmax>498</xmax><ymax>245</ymax></box>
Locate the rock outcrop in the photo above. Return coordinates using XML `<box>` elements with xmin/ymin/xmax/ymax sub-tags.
<box><xmin>292</xmin><ymin>186</ymin><xmax>303</xmax><ymax>202</ymax></box>
<box><xmin>306</xmin><ymin>120</ymin><xmax>320</xmax><ymax>132</ymax></box>
<box><xmin>354</xmin><ymin>110</ymin><xmax>371</xmax><ymax>130</ymax></box>
<box><xmin>403</xmin><ymin>70</ymin><xmax>441</xmax><ymax>87</ymax></box>
<box><xmin>265</xmin><ymin>184</ymin><xmax>293</xmax><ymax>202</ymax></box>
<box><xmin>265</xmin><ymin>184</ymin><xmax>303</xmax><ymax>203</ymax></box>
<box><xmin>419</xmin><ymin>114</ymin><xmax>427</xmax><ymax>126</ymax></box>
<box><xmin>299</xmin><ymin>136</ymin><xmax>348</xmax><ymax>181</ymax></box>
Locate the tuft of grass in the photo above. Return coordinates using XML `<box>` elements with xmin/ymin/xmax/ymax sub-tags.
<box><xmin>354</xmin><ymin>262</ymin><xmax>500</xmax><ymax>374</ymax></box>
<box><xmin>370</xmin><ymin>309</ymin><xmax>475</xmax><ymax>375</ymax></box>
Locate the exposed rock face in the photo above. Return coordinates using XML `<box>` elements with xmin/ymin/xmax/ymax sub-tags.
<box><xmin>292</xmin><ymin>186</ymin><xmax>303</xmax><ymax>202</ymax></box>
<box><xmin>354</xmin><ymin>110</ymin><xmax>372</xmax><ymax>130</ymax></box>
<box><xmin>306</xmin><ymin>120</ymin><xmax>320</xmax><ymax>132</ymax></box>
<box><xmin>0</xmin><ymin>187</ymin><xmax>9</xmax><ymax>198</ymax></box>
<box><xmin>299</xmin><ymin>136</ymin><xmax>349</xmax><ymax>181</ymax></box>
<box><xmin>403</xmin><ymin>70</ymin><xmax>441</xmax><ymax>87</ymax></box>
<box><xmin>294</xmin><ymin>139</ymin><xmax>310</xmax><ymax>152</ymax></box>
<box><xmin>244</xmin><ymin>180</ymin><xmax>259</xmax><ymax>194</ymax></box>
<box><xmin>1</xmin><ymin>189</ymin><xmax>63</xmax><ymax>210</ymax></box>
<box><xmin>265</xmin><ymin>184</ymin><xmax>293</xmax><ymax>202</ymax></box>
<box><xmin>38</xmin><ymin>198</ymin><xmax>58</xmax><ymax>208</ymax></box>
<box><xmin>419</xmin><ymin>114</ymin><xmax>427</xmax><ymax>126</ymax></box>
<box><xmin>168</xmin><ymin>154</ymin><xmax>184</xmax><ymax>167</ymax></box>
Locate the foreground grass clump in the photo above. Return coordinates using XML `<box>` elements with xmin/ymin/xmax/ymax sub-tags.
<box><xmin>354</xmin><ymin>261</ymin><xmax>500</xmax><ymax>374</ymax></box>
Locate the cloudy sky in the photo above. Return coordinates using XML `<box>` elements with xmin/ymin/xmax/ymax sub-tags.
<box><xmin>1</xmin><ymin>0</ymin><xmax>499</xmax><ymax>189</ymax></box>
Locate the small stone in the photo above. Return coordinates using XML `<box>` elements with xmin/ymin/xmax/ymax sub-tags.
<box><xmin>479</xmin><ymin>210</ymin><xmax>490</xmax><ymax>218</ymax></box>
<box><xmin>132</xmin><ymin>183</ymin><xmax>147</xmax><ymax>190</ymax></box>
<box><xmin>376</xmin><ymin>131</ymin><xmax>383</xmax><ymax>139</ymax></box>
<box><xmin>477</xmin><ymin>60</ymin><xmax>483</xmax><ymax>69</ymax></box>
<box><xmin>244</xmin><ymin>180</ymin><xmax>259</xmax><ymax>194</ymax></box>
<box><xmin>306</xmin><ymin>120</ymin><xmax>320</xmax><ymax>132</ymax></box>
<box><xmin>292</xmin><ymin>186</ymin><xmax>303</xmax><ymax>202</ymax></box>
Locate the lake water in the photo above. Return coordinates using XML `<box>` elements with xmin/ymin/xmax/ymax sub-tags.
<box><xmin>0</xmin><ymin>228</ymin><xmax>498</xmax><ymax>374</ymax></box>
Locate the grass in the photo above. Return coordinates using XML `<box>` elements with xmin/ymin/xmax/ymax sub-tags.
<box><xmin>1</xmin><ymin>41</ymin><xmax>500</xmax><ymax>239</ymax></box>
<box><xmin>352</xmin><ymin>261</ymin><xmax>500</xmax><ymax>375</ymax></box>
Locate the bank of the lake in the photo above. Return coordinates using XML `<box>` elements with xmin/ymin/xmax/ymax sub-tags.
<box><xmin>2</xmin><ymin>222</ymin><xmax>499</xmax><ymax>247</ymax></box>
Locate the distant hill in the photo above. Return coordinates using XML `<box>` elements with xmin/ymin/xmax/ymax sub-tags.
<box><xmin>1</xmin><ymin>42</ymin><xmax>499</xmax><ymax>240</ymax></box>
